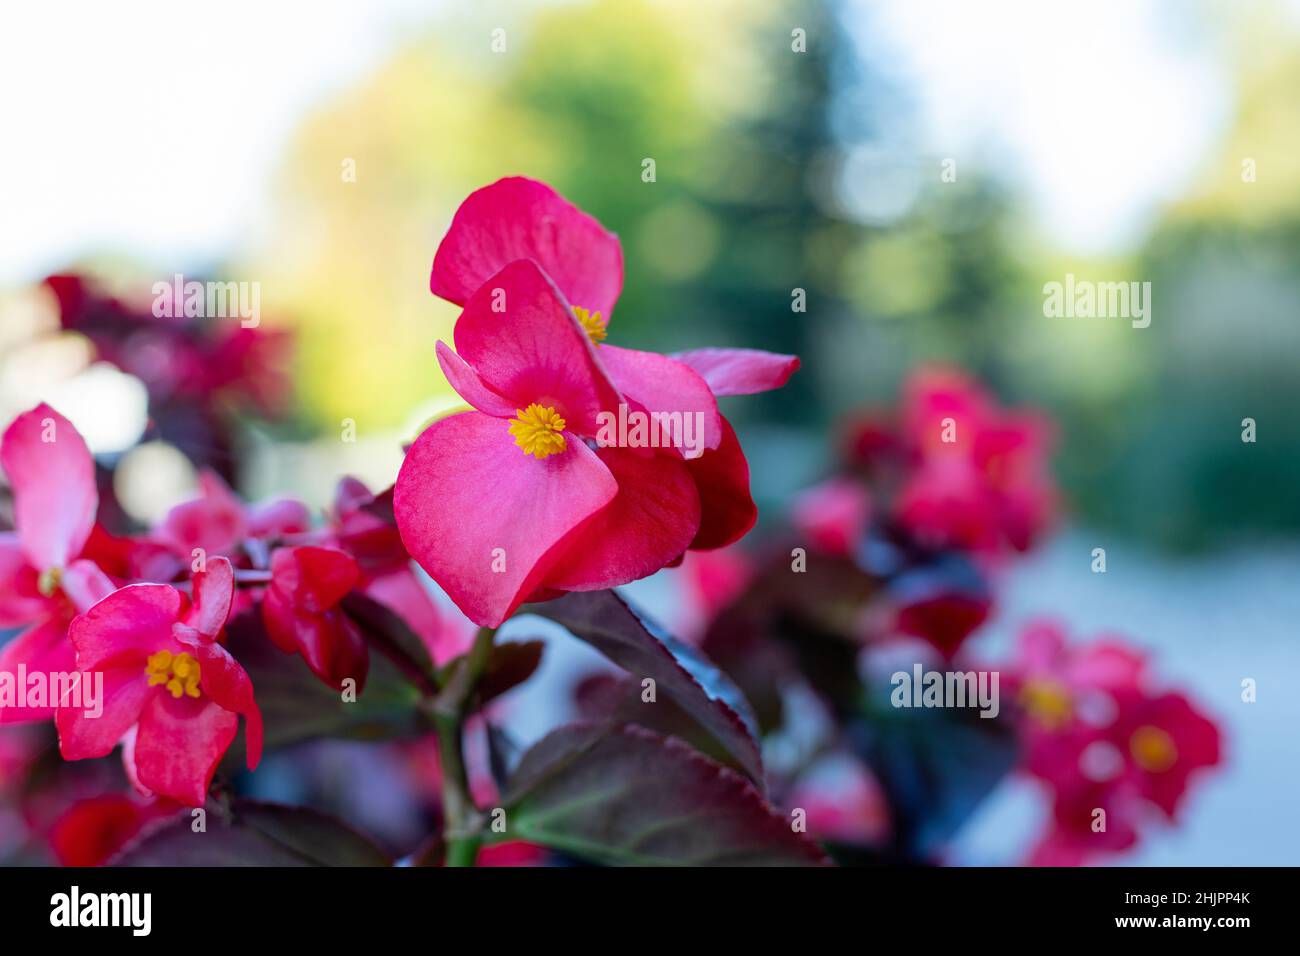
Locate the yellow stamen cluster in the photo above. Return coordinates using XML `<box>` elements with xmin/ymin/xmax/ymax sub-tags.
<box><xmin>508</xmin><ymin>404</ymin><xmax>567</xmax><ymax>459</ymax></box>
<box><xmin>1129</xmin><ymin>724</ymin><xmax>1177</xmax><ymax>773</ymax></box>
<box><xmin>145</xmin><ymin>650</ymin><xmax>202</xmax><ymax>699</ymax></box>
<box><xmin>572</xmin><ymin>306</ymin><xmax>607</xmax><ymax>344</ymax></box>
<box><xmin>37</xmin><ymin>566</ymin><xmax>62</xmax><ymax>598</ymax></box>
<box><xmin>1018</xmin><ymin>679</ymin><xmax>1072</xmax><ymax>730</ymax></box>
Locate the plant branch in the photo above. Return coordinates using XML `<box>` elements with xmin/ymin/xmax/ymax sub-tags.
<box><xmin>433</xmin><ymin>625</ymin><xmax>497</xmax><ymax>866</ymax></box>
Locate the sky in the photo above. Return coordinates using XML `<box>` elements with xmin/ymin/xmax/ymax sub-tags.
<box><xmin>0</xmin><ymin>0</ymin><xmax>438</xmax><ymax>283</ymax></box>
<box><xmin>0</xmin><ymin>0</ymin><xmax>1291</xmax><ymax>283</ymax></box>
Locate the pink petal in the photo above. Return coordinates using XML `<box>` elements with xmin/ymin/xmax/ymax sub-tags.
<box><xmin>245</xmin><ymin>497</ymin><xmax>312</xmax><ymax>539</ymax></box>
<box><xmin>393</xmin><ymin>410</ymin><xmax>617</xmax><ymax>627</ymax></box>
<box><xmin>545</xmin><ymin>448</ymin><xmax>702</xmax><ymax>590</ymax></box>
<box><xmin>452</xmin><ymin>260</ymin><xmax>622</xmax><ymax>435</ymax></box>
<box><xmin>1069</xmin><ymin>640</ymin><xmax>1148</xmax><ymax>690</ymax></box>
<box><xmin>153</xmin><ymin>469</ymin><xmax>247</xmax><ymax>558</ymax></box>
<box><xmin>185</xmin><ymin>556</ymin><xmax>234</xmax><ymax>637</ymax></box>
<box><xmin>56</xmin><ymin>664</ymin><xmax>152</xmax><ymax>759</ymax></box>
<box><xmin>260</xmin><ymin>586</ymin><xmax>302</xmax><ymax>655</ymax></box>
<box><xmin>431</xmin><ymin>176</ymin><xmax>623</xmax><ymax>320</ymax></box>
<box><xmin>60</xmin><ymin>559</ymin><xmax>117</xmax><ymax>615</ymax></box>
<box><xmin>436</xmin><ymin>340</ymin><xmax>518</xmax><ymax>418</ymax></box>
<box><xmin>175</xmin><ymin>634</ymin><xmax>263</xmax><ymax>768</ymax></box>
<box><xmin>261</xmin><ymin>593</ymin><xmax>369</xmax><ymax>692</ymax></box>
<box><xmin>67</xmin><ymin>584</ymin><xmax>182</xmax><ymax>671</ymax></box>
<box><xmin>1015</xmin><ymin>620</ymin><xmax>1068</xmax><ymax>674</ymax></box>
<box><xmin>0</xmin><ymin>617</ymin><xmax>75</xmax><ymax>724</ymax></box>
<box><xmin>671</xmin><ymin>348</ymin><xmax>800</xmax><ymax>396</ymax></box>
<box><xmin>684</xmin><ymin>417</ymin><xmax>757</xmax><ymax>550</ymax></box>
<box><xmin>0</xmin><ymin>533</ymin><xmax>49</xmax><ymax>627</ymax></box>
<box><xmin>133</xmin><ymin>693</ymin><xmax>238</xmax><ymax>807</ymax></box>
<box><xmin>598</xmin><ymin>345</ymin><xmax>722</xmax><ymax>457</ymax></box>
<box><xmin>1</xmin><ymin>404</ymin><xmax>97</xmax><ymax>571</ymax></box>
<box><xmin>268</xmin><ymin>546</ymin><xmax>360</xmax><ymax>614</ymax></box>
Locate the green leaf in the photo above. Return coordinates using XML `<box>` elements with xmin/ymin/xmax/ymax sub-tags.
<box><xmin>110</xmin><ymin>800</ymin><xmax>391</xmax><ymax>866</ymax></box>
<box><xmin>495</xmin><ymin>722</ymin><xmax>828</xmax><ymax>866</ymax></box>
<box><xmin>526</xmin><ymin>590</ymin><xmax>764</xmax><ymax>785</ymax></box>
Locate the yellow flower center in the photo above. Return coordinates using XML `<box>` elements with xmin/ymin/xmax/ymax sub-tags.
<box><xmin>37</xmin><ymin>566</ymin><xmax>62</xmax><ymax>598</ymax></box>
<box><xmin>1130</xmin><ymin>724</ymin><xmax>1178</xmax><ymax>773</ymax></box>
<box><xmin>1019</xmin><ymin>678</ymin><xmax>1072</xmax><ymax>730</ymax></box>
<box><xmin>508</xmin><ymin>404</ymin><xmax>567</xmax><ymax>459</ymax></box>
<box><xmin>572</xmin><ymin>306</ymin><xmax>607</xmax><ymax>344</ymax></box>
<box><xmin>145</xmin><ymin>649</ymin><xmax>202</xmax><ymax>699</ymax></box>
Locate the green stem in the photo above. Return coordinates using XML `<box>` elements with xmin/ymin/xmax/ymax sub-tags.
<box><xmin>433</xmin><ymin>625</ymin><xmax>497</xmax><ymax>867</ymax></box>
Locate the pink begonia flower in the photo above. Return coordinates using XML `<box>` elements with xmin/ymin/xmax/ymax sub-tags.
<box><xmin>56</xmin><ymin>557</ymin><xmax>262</xmax><ymax>807</ymax></box>
<box><xmin>429</xmin><ymin>177</ymin><xmax>799</xmax><ymax>545</ymax></box>
<box><xmin>1005</xmin><ymin>621</ymin><xmax>1221</xmax><ymax>865</ymax></box>
<box><xmin>403</xmin><ymin>178</ymin><xmax>799</xmax><ymax>626</ymax></box>
<box><xmin>331</xmin><ymin>477</ymin><xmax>472</xmax><ymax>665</ymax></box>
<box><xmin>895</xmin><ymin>367</ymin><xmax>1056</xmax><ymax>556</ymax></box>
<box><xmin>0</xmin><ymin>405</ymin><xmax>115</xmax><ymax>724</ymax></box>
<box><xmin>261</xmin><ymin>545</ymin><xmax>368</xmax><ymax>690</ymax></box>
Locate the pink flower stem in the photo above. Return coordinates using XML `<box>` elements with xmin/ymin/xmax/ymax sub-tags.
<box><xmin>432</xmin><ymin>624</ymin><xmax>497</xmax><ymax>866</ymax></box>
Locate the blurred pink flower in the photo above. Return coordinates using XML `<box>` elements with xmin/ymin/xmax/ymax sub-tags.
<box><xmin>1005</xmin><ymin>621</ymin><xmax>1221</xmax><ymax>865</ymax></box>
<box><xmin>792</xmin><ymin>477</ymin><xmax>872</xmax><ymax>558</ymax></box>
<box><xmin>895</xmin><ymin>367</ymin><xmax>1056</xmax><ymax>556</ymax></box>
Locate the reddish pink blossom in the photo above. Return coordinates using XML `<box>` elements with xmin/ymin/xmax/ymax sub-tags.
<box><xmin>0</xmin><ymin>405</ymin><xmax>116</xmax><ymax>724</ymax></box>
<box><xmin>46</xmin><ymin>273</ymin><xmax>293</xmax><ymax>418</ymax></box>
<box><xmin>56</xmin><ymin>557</ymin><xmax>262</xmax><ymax>807</ymax></box>
<box><xmin>1005</xmin><ymin>621</ymin><xmax>1221</xmax><ymax>864</ymax></box>
<box><xmin>397</xmin><ymin>263</ymin><xmax>704</xmax><ymax>626</ymax></box>
<box><xmin>261</xmin><ymin>545</ymin><xmax>368</xmax><ymax>690</ymax></box>
<box><xmin>895</xmin><ymin>367</ymin><xmax>1056</xmax><ymax>555</ymax></box>
<box><xmin>400</xmin><ymin>179</ymin><xmax>798</xmax><ymax>627</ymax></box>
<box><xmin>429</xmin><ymin>177</ymin><xmax>798</xmax><ymax>552</ymax></box>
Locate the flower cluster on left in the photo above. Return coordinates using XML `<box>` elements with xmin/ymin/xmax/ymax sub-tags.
<box><xmin>0</xmin><ymin>402</ymin><xmax>451</xmax><ymax>811</ymax></box>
